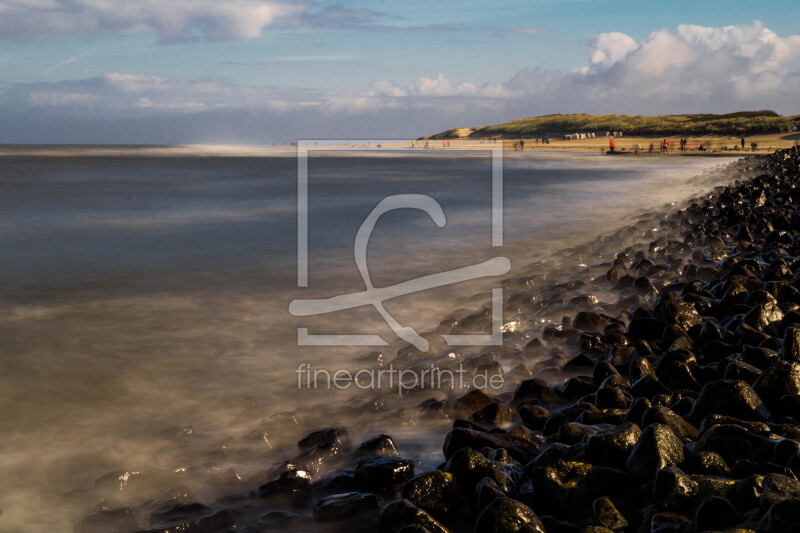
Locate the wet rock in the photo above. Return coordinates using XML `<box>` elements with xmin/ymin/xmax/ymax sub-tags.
<box><xmin>474</xmin><ymin>497</ymin><xmax>546</xmax><ymax>533</ymax></box>
<box><xmin>444</xmin><ymin>447</ymin><xmax>491</xmax><ymax>488</ymax></box>
<box><xmin>314</xmin><ymin>491</ymin><xmax>380</xmax><ymax>523</ymax></box>
<box><xmin>595</xmin><ymin>387</ymin><xmax>628</xmax><ymax>410</ymax></box>
<box><xmin>585</xmin><ymin>423</ymin><xmax>642</xmax><ymax>467</ymax></box>
<box><xmin>476</xmin><ymin>477</ymin><xmax>507</xmax><ymax>513</ymax></box>
<box><xmin>693</xmin><ymin>423</ymin><xmax>775</xmax><ymax>465</ymax></box>
<box><xmin>694</xmin><ymin>496</ymin><xmax>743</xmax><ymax>532</ymax></box>
<box><xmin>259</xmin><ymin>477</ymin><xmax>312</xmax><ymax>505</ymax></box>
<box><xmin>357</xmin><ymin>434</ymin><xmax>400</xmax><ymax>458</ymax></box>
<box><xmin>519</xmin><ymin>404</ymin><xmax>550</xmax><ymax>431</ymax></box>
<box><xmin>757</xmin><ymin>498</ymin><xmax>800</xmax><ymax>533</ymax></box>
<box><xmin>650</xmin><ymin>511</ymin><xmax>690</xmax><ymax>532</ymax></box>
<box><xmin>641</xmin><ymin>406</ymin><xmax>698</xmax><ymax>438</ymax></box>
<box><xmin>379</xmin><ymin>499</ymin><xmax>449</xmax><ymax>533</ymax></box>
<box><xmin>592</xmin><ymin>497</ymin><xmax>627</xmax><ymax>530</ymax></box>
<box><xmin>626</xmin><ymin>424</ymin><xmax>685</xmax><ymax>479</ymax></box>
<box><xmin>355</xmin><ymin>456</ymin><xmax>414</xmax><ymax>494</ymax></box>
<box><xmin>574</xmin><ymin>312</ymin><xmax>613</xmax><ymax>332</ymax></box>
<box><xmin>402</xmin><ymin>470</ymin><xmax>466</xmax><ymax>523</ymax></box>
<box><xmin>630</xmin><ymin>374</ymin><xmax>672</xmax><ymax>398</ymax></box>
<box><xmin>781</xmin><ymin>326</ymin><xmax>800</xmax><ymax>362</ymax></box>
<box><xmin>760</xmin><ymin>473</ymin><xmax>800</xmax><ymax>509</ymax></box>
<box><xmin>753</xmin><ymin>361</ymin><xmax>800</xmax><ymax>413</ymax></box>
<box><xmin>298</xmin><ymin>427</ymin><xmax>351</xmax><ymax>451</ymax></box>
<box><xmin>454</xmin><ymin>389</ymin><xmax>495</xmax><ymax>419</ymax></box>
<box><xmin>743</xmin><ymin>301</ymin><xmax>784</xmax><ymax>332</ymax></box>
<box><xmin>680</xmin><ymin>451</ymin><xmax>730</xmax><ymax>477</ymax></box>
<box><xmin>469</xmin><ymin>402</ymin><xmax>513</xmax><ymax>426</ymax></box>
<box><xmin>75</xmin><ymin>507</ymin><xmax>139</xmax><ymax>533</ymax></box>
<box><xmin>529</xmin><ymin>460</ymin><xmax>592</xmax><ymax>514</ymax></box>
<box><xmin>652</xmin><ymin>466</ymin><xmax>698</xmax><ymax>508</ymax></box>
<box><xmin>312</xmin><ymin>472</ymin><xmax>359</xmax><ymax>496</ymax></box>
<box><xmin>443</xmin><ymin>428</ymin><xmax>539</xmax><ymax>464</ymax></box>
<box><xmin>688</xmin><ymin>379</ymin><xmax>772</xmax><ymax>424</ymax></box>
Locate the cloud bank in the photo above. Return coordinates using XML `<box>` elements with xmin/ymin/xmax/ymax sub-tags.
<box><xmin>1</xmin><ymin>22</ymin><xmax>798</xmax><ymax>142</ymax></box>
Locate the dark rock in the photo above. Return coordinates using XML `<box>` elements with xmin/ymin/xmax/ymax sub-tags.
<box><xmin>585</xmin><ymin>423</ymin><xmax>642</xmax><ymax>467</ymax></box>
<box><xmin>688</xmin><ymin>379</ymin><xmax>772</xmax><ymax>424</ymax></box>
<box><xmin>652</xmin><ymin>466</ymin><xmax>698</xmax><ymax>508</ymax></box>
<box><xmin>443</xmin><ymin>428</ymin><xmax>539</xmax><ymax>464</ymax></box>
<box><xmin>757</xmin><ymin>497</ymin><xmax>800</xmax><ymax>533</ymax></box>
<box><xmin>631</xmin><ymin>374</ymin><xmax>672</xmax><ymax>398</ymax></box>
<box><xmin>595</xmin><ymin>387</ymin><xmax>629</xmax><ymax>409</ymax></box>
<box><xmin>298</xmin><ymin>427</ymin><xmax>351</xmax><ymax>451</ymax></box>
<box><xmin>626</xmin><ymin>424</ymin><xmax>685</xmax><ymax>479</ymax></box>
<box><xmin>512</xmin><ymin>378</ymin><xmax>560</xmax><ymax>407</ymax></box>
<box><xmin>259</xmin><ymin>477</ymin><xmax>312</xmax><ymax>505</ymax></box>
<box><xmin>357</xmin><ymin>434</ymin><xmax>400</xmax><ymax>458</ymax></box>
<box><xmin>761</xmin><ymin>473</ymin><xmax>800</xmax><ymax>509</ymax></box>
<box><xmin>312</xmin><ymin>472</ymin><xmax>359</xmax><ymax>496</ymax></box>
<box><xmin>474</xmin><ymin>497</ymin><xmax>546</xmax><ymax>533</ymax></box>
<box><xmin>641</xmin><ymin>406</ymin><xmax>698</xmax><ymax>438</ymax></box>
<box><xmin>681</xmin><ymin>451</ymin><xmax>730</xmax><ymax>477</ymax></box>
<box><xmin>454</xmin><ymin>389</ymin><xmax>495</xmax><ymax>419</ymax></box>
<box><xmin>753</xmin><ymin>361</ymin><xmax>800</xmax><ymax>413</ymax></box>
<box><xmin>402</xmin><ymin>470</ymin><xmax>466</xmax><ymax>523</ymax></box>
<box><xmin>574</xmin><ymin>312</ymin><xmax>612</xmax><ymax>332</ymax></box>
<box><xmin>476</xmin><ymin>477</ymin><xmax>507</xmax><ymax>513</ymax></box>
<box><xmin>355</xmin><ymin>457</ymin><xmax>414</xmax><ymax>494</ymax></box>
<box><xmin>444</xmin><ymin>447</ymin><xmax>491</xmax><ymax>488</ymax></box>
<box><xmin>314</xmin><ymin>491</ymin><xmax>380</xmax><ymax>523</ymax></box>
<box><xmin>694</xmin><ymin>496</ymin><xmax>742</xmax><ymax>532</ymax></box>
<box><xmin>470</xmin><ymin>402</ymin><xmax>513</xmax><ymax>426</ymax></box>
<box><xmin>379</xmin><ymin>499</ymin><xmax>448</xmax><ymax>533</ymax></box>
<box><xmin>743</xmin><ymin>301</ymin><xmax>784</xmax><ymax>332</ymax></box>
<box><xmin>519</xmin><ymin>404</ymin><xmax>550</xmax><ymax>430</ymax></box>
<box><xmin>693</xmin><ymin>423</ymin><xmax>775</xmax><ymax>465</ymax></box>
<box><xmin>592</xmin><ymin>497</ymin><xmax>628</xmax><ymax>530</ymax></box>
<box><xmin>781</xmin><ymin>327</ymin><xmax>800</xmax><ymax>362</ymax></box>
<box><xmin>650</xmin><ymin>511</ymin><xmax>690</xmax><ymax>532</ymax></box>
<box><xmin>75</xmin><ymin>507</ymin><xmax>139</xmax><ymax>533</ymax></box>
<box><xmin>529</xmin><ymin>460</ymin><xmax>592</xmax><ymax>514</ymax></box>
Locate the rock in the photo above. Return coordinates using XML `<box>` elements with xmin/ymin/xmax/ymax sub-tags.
<box><xmin>641</xmin><ymin>406</ymin><xmax>698</xmax><ymax>438</ymax></box>
<box><xmin>585</xmin><ymin>423</ymin><xmax>642</xmax><ymax>467</ymax></box>
<box><xmin>650</xmin><ymin>511</ymin><xmax>690</xmax><ymax>532</ymax></box>
<box><xmin>75</xmin><ymin>507</ymin><xmax>139</xmax><ymax>533</ymax></box>
<box><xmin>595</xmin><ymin>387</ymin><xmax>629</xmax><ymax>409</ymax></box>
<box><xmin>454</xmin><ymin>389</ymin><xmax>495</xmax><ymax>419</ymax></box>
<box><xmin>259</xmin><ymin>477</ymin><xmax>312</xmax><ymax>505</ymax></box>
<box><xmin>652</xmin><ymin>466</ymin><xmax>698</xmax><ymax>508</ymax></box>
<box><xmin>574</xmin><ymin>312</ymin><xmax>612</xmax><ymax>332</ymax></box>
<box><xmin>781</xmin><ymin>327</ymin><xmax>800</xmax><ymax>362</ymax></box>
<box><xmin>355</xmin><ymin>457</ymin><xmax>415</xmax><ymax>494</ymax></box>
<box><xmin>298</xmin><ymin>427</ymin><xmax>351</xmax><ymax>451</ymax></box>
<box><xmin>761</xmin><ymin>473</ymin><xmax>800</xmax><ymax>509</ymax></box>
<box><xmin>314</xmin><ymin>492</ymin><xmax>380</xmax><ymax>523</ymax></box>
<box><xmin>626</xmin><ymin>424</ymin><xmax>685</xmax><ymax>479</ymax></box>
<box><xmin>402</xmin><ymin>470</ymin><xmax>466</xmax><ymax>523</ymax></box>
<box><xmin>630</xmin><ymin>374</ymin><xmax>672</xmax><ymax>398</ymax></box>
<box><xmin>680</xmin><ymin>451</ymin><xmax>730</xmax><ymax>477</ymax></box>
<box><xmin>592</xmin><ymin>497</ymin><xmax>628</xmax><ymax>530</ymax></box>
<box><xmin>312</xmin><ymin>472</ymin><xmax>359</xmax><ymax>496</ymax></box>
<box><xmin>757</xmin><ymin>498</ymin><xmax>800</xmax><ymax>533</ymax></box>
<box><xmin>519</xmin><ymin>404</ymin><xmax>550</xmax><ymax>431</ymax></box>
<box><xmin>380</xmin><ymin>499</ymin><xmax>449</xmax><ymax>533</ymax></box>
<box><xmin>357</xmin><ymin>434</ymin><xmax>400</xmax><ymax>457</ymax></box>
<box><xmin>469</xmin><ymin>402</ymin><xmax>513</xmax><ymax>426</ymax></box>
<box><xmin>444</xmin><ymin>447</ymin><xmax>491</xmax><ymax>488</ymax></box>
<box><xmin>694</xmin><ymin>423</ymin><xmax>775</xmax><ymax>465</ymax></box>
<box><xmin>743</xmin><ymin>301</ymin><xmax>784</xmax><ymax>332</ymax></box>
<box><xmin>694</xmin><ymin>496</ymin><xmax>743</xmax><ymax>532</ymax></box>
<box><xmin>256</xmin><ymin>511</ymin><xmax>314</xmax><ymax>530</ymax></box>
<box><xmin>474</xmin><ymin>497</ymin><xmax>546</xmax><ymax>533</ymax></box>
<box><xmin>443</xmin><ymin>428</ymin><xmax>539</xmax><ymax>464</ymax></box>
<box><xmin>512</xmin><ymin>378</ymin><xmax>560</xmax><ymax>406</ymax></box>
<box><xmin>476</xmin><ymin>477</ymin><xmax>507</xmax><ymax>513</ymax></box>
<box><xmin>529</xmin><ymin>460</ymin><xmax>592</xmax><ymax>514</ymax></box>
<box><xmin>689</xmin><ymin>379</ymin><xmax>772</xmax><ymax>424</ymax></box>
<box><xmin>753</xmin><ymin>361</ymin><xmax>800</xmax><ymax>413</ymax></box>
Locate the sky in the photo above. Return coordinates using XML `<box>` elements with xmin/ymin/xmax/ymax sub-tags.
<box><xmin>0</xmin><ymin>0</ymin><xmax>798</xmax><ymax>143</ymax></box>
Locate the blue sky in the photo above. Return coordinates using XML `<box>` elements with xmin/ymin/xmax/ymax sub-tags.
<box><xmin>1</xmin><ymin>0</ymin><xmax>799</xmax><ymax>143</ymax></box>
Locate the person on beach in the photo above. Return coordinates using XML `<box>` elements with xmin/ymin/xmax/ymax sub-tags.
<box><xmin>520</xmin><ymin>139</ymin><xmax>525</xmax><ymax>151</ymax></box>
<box><xmin>649</xmin><ymin>143</ymin><xmax>654</xmax><ymax>154</ymax></box>
<box><xmin>742</xmin><ymin>137</ymin><xmax>746</xmax><ymax>150</ymax></box>
<box><xmin>609</xmin><ymin>138</ymin><xmax>615</xmax><ymax>153</ymax></box>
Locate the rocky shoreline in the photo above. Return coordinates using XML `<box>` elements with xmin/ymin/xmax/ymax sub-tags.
<box><xmin>78</xmin><ymin>147</ymin><xmax>800</xmax><ymax>533</ymax></box>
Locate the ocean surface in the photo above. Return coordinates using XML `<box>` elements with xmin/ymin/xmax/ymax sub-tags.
<box><xmin>0</xmin><ymin>149</ymin><xmax>741</xmax><ymax>531</ymax></box>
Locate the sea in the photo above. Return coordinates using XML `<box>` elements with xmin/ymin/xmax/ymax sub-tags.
<box><xmin>0</xmin><ymin>147</ymin><xmax>741</xmax><ymax>531</ymax></box>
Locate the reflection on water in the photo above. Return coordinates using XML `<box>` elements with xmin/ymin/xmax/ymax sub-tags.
<box><xmin>0</xmin><ymin>150</ymin><xmax>739</xmax><ymax>531</ymax></box>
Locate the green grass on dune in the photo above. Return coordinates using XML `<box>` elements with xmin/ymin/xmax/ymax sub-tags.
<box><xmin>425</xmin><ymin>111</ymin><xmax>800</xmax><ymax>139</ymax></box>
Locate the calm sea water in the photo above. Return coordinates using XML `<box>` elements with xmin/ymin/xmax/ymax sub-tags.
<box><xmin>0</xmin><ymin>149</ymin><xmax>739</xmax><ymax>531</ymax></box>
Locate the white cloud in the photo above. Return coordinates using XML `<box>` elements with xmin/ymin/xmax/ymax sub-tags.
<box><xmin>0</xmin><ymin>0</ymin><xmax>306</xmax><ymax>42</ymax></box>
<box><xmin>1</xmin><ymin>22</ymin><xmax>798</xmax><ymax>142</ymax></box>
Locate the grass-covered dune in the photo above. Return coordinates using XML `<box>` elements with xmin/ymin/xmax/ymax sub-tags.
<box><xmin>426</xmin><ymin>111</ymin><xmax>800</xmax><ymax>139</ymax></box>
